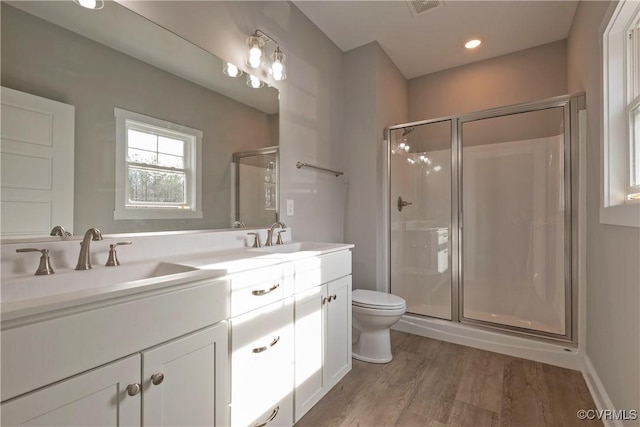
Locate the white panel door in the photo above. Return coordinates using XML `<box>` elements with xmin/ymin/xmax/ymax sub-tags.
<box><xmin>293</xmin><ymin>284</ymin><xmax>326</xmax><ymax>422</ymax></box>
<box><xmin>324</xmin><ymin>275</ymin><xmax>352</xmax><ymax>389</ymax></box>
<box><xmin>142</xmin><ymin>322</ymin><xmax>229</xmax><ymax>427</ymax></box>
<box><xmin>1</xmin><ymin>355</ymin><xmax>140</xmax><ymax>427</ymax></box>
<box><xmin>1</xmin><ymin>86</ymin><xmax>74</xmax><ymax>238</ymax></box>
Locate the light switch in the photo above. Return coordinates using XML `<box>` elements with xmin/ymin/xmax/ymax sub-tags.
<box><xmin>286</xmin><ymin>199</ymin><xmax>294</xmax><ymax>216</ymax></box>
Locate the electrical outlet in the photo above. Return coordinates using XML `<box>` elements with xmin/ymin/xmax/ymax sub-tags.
<box><xmin>286</xmin><ymin>199</ymin><xmax>294</xmax><ymax>216</ymax></box>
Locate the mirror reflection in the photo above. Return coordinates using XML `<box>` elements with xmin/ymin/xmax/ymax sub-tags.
<box><xmin>0</xmin><ymin>1</ymin><xmax>279</xmax><ymax>239</ymax></box>
<box><xmin>233</xmin><ymin>147</ymin><xmax>279</xmax><ymax>228</ymax></box>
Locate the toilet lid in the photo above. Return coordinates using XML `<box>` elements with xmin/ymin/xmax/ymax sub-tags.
<box><xmin>352</xmin><ymin>289</ymin><xmax>406</xmax><ymax>309</ymax></box>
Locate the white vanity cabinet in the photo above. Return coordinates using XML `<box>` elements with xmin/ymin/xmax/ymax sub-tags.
<box><xmin>1</xmin><ymin>323</ymin><xmax>228</xmax><ymax>427</ymax></box>
<box><xmin>293</xmin><ymin>251</ymin><xmax>352</xmax><ymax>422</ymax></box>
<box><xmin>1</xmin><ymin>277</ymin><xmax>230</xmax><ymax>427</ymax></box>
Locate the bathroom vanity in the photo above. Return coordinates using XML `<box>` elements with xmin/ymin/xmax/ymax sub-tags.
<box><xmin>0</xmin><ymin>232</ymin><xmax>353</xmax><ymax>427</ymax></box>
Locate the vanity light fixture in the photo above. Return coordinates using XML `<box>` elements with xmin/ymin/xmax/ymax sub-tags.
<box><xmin>223</xmin><ymin>62</ymin><xmax>243</xmax><ymax>78</ymax></box>
<box><xmin>72</xmin><ymin>0</ymin><xmax>104</xmax><ymax>10</ymax></box>
<box><xmin>246</xmin><ymin>74</ymin><xmax>265</xmax><ymax>89</ymax></box>
<box><xmin>246</xmin><ymin>29</ymin><xmax>287</xmax><ymax>81</ymax></box>
<box><xmin>464</xmin><ymin>39</ymin><xmax>482</xmax><ymax>49</ymax></box>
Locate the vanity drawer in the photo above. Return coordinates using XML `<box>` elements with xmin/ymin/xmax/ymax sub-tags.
<box><xmin>230</xmin><ymin>265</ymin><xmax>293</xmax><ymax>317</ymax></box>
<box><xmin>294</xmin><ymin>250</ymin><xmax>352</xmax><ymax>294</ymax></box>
<box><xmin>231</xmin><ymin>298</ymin><xmax>294</xmax><ymax>427</ymax></box>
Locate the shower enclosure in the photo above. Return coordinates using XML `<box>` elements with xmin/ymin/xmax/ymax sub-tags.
<box><xmin>387</xmin><ymin>95</ymin><xmax>582</xmax><ymax>342</ymax></box>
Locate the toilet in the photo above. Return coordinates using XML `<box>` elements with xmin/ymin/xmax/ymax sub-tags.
<box><xmin>352</xmin><ymin>289</ymin><xmax>406</xmax><ymax>363</ymax></box>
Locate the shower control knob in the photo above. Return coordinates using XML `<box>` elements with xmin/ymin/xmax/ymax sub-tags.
<box><xmin>397</xmin><ymin>196</ymin><xmax>413</xmax><ymax>212</ymax></box>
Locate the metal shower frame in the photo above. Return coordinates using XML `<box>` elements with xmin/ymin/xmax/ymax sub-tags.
<box><xmin>384</xmin><ymin>93</ymin><xmax>585</xmax><ymax>344</ymax></box>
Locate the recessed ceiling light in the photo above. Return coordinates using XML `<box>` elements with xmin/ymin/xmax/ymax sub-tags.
<box><xmin>465</xmin><ymin>39</ymin><xmax>482</xmax><ymax>49</ymax></box>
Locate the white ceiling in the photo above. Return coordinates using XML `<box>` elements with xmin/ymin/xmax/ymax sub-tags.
<box><xmin>292</xmin><ymin>0</ymin><xmax>578</xmax><ymax>79</ymax></box>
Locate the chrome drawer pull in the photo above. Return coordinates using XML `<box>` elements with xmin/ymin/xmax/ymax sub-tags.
<box><xmin>253</xmin><ymin>406</ymin><xmax>279</xmax><ymax>427</ymax></box>
<box><xmin>252</xmin><ymin>336</ymin><xmax>281</xmax><ymax>353</ymax></box>
<box><xmin>252</xmin><ymin>283</ymin><xmax>280</xmax><ymax>296</ymax></box>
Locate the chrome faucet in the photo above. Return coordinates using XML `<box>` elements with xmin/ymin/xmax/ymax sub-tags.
<box><xmin>50</xmin><ymin>225</ymin><xmax>72</xmax><ymax>237</ymax></box>
<box><xmin>266</xmin><ymin>221</ymin><xmax>287</xmax><ymax>246</ymax></box>
<box><xmin>76</xmin><ymin>228</ymin><xmax>103</xmax><ymax>270</ymax></box>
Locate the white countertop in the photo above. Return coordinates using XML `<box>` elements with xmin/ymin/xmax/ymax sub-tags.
<box><xmin>1</xmin><ymin>242</ymin><xmax>353</xmax><ymax>324</ymax></box>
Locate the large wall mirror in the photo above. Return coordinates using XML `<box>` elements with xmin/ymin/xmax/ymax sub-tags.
<box><xmin>0</xmin><ymin>0</ymin><xmax>279</xmax><ymax>239</ymax></box>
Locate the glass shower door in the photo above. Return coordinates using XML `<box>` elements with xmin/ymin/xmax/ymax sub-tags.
<box><xmin>390</xmin><ymin>120</ymin><xmax>452</xmax><ymax>320</ymax></box>
<box><xmin>460</xmin><ymin>107</ymin><xmax>568</xmax><ymax>335</ymax></box>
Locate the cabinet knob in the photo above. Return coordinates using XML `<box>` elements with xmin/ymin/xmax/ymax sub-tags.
<box><xmin>322</xmin><ymin>297</ymin><xmax>328</xmax><ymax>305</ymax></box>
<box><xmin>151</xmin><ymin>372</ymin><xmax>165</xmax><ymax>386</ymax></box>
<box><xmin>333</xmin><ymin>294</ymin><xmax>338</xmax><ymax>300</ymax></box>
<box><xmin>126</xmin><ymin>383</ymin><xmax>141</xmax><ymax>396</ymax></box>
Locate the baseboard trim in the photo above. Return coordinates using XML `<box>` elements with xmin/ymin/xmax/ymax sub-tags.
<box><xmin>581</xmin><ymin>355</ymin><xmax>623</xmax><ymax>427</ymax></box>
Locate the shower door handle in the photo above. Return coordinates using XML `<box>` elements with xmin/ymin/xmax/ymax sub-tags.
<box><xmin>397</xmin><ymin>196</ymin><xmax>413</xmax><ymax>212</ymax></box>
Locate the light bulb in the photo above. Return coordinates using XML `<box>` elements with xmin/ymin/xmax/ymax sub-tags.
<box><xmin>79</xmin><ymin>0</ymin><xmax>97</xmax><ymax>8</ymax></box>
<box><xmin>404</xmin><ymin>145</ymin><xmax>410</xmax><ymax>152</ymax></box>
<box><xmin>398</xmin><ymin>142</ymin><xmax>406</xmax><ymax>149</ymax></box>
<box><xmin>270</xmin><ymin>47</ymin><xmax>286</xmax><ymax>81</ymax></box>
<box><xmin>247</xmin><ymin>35</ymin><xmax>263</xmax><ymax>69</ymax></box>
<box><xmin>73</xmin><ymin>0</ymin><xmax>103</xmax><ymax>9</ymax></box>
<box><xmin>247</xmin><ymin>75</ymin><xmax>264</xmax><ymax>89</ymax></box>
<box><xmin>223</xmin><ymin>62</ymin><xmax>242</xmax><ymax>78</ymax></box>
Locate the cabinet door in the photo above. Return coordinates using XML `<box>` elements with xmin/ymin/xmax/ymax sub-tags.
<box><xmin>293</xmin><ymin>284</ymin><xmax>326</xmax><ymax>422</ymax></box>
<box><xmin>324</xmin><ymin>275</ymin><xmax>352</xmax><ymax>389</ymax></box>
<box><xmin>1</xmin><ymin>354</ymin><xmax>140</xmax><ymax>427</ymax></box>
<box><xmin>142</xmin><ymin>322</ymin><xmax>229</xmax><ymax>427</ymax></box>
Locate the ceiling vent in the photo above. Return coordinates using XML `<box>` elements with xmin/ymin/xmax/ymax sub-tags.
<box><xmin>406</xmin><ymin>0</ymin><xmax>441</xmax><ymax>17</ymax></box>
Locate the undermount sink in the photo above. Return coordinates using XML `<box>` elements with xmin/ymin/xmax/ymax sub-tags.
<box><xmin>248</xmin><ymin>241</ymin><xmax>337</xmax><ymax>255</ymax></box>
<box><xmin>1</xmin><ymin>262</ymin><xmax>198</xmax><ymax>303</ymax></box>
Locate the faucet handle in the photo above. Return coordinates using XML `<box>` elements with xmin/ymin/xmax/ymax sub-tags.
<box><xmin>105</xmin><ymin>241</ymin><xmax>132</xmax><ymax>267</ymax></box>
<box><xmin>276</xmin><ymin>230</ymin><xmax>287</xmax><ymax>245</ymax></box>
<box><xmin>16</xmin><ymin>248</ymin><xmax>55</xmax><ymax>275</ymax></box>
<box><xmin>247</xmin><ymin>232</ymin><xmax>262</xmax><ymax>248</ymax></box>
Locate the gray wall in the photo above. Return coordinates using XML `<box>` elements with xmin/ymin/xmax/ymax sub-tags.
<box><xmin>344</xmin><ymin>42</ymin><xmax>408</xmax><ymax>291</ymax></box>
<box><xmin>408</xmin><ymin>40</ymin><xmax>568</xmax><ymax>120</ymax></box>
<box><xmin>120</xmin><ymin>0</ymin><xmax>347</xmax><ymax>243</ymax></box>
<box><xmin>1</xmin><ymin>4</ymin><xmax>276</xmax><ymax>234</ymax></box>
<box><xmin>567</xmin><ymin>1</ymin><xmax>640</xmax><ymax>419</ymax></box>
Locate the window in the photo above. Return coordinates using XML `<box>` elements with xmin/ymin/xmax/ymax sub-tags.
<box><xmin>602</xmin><ymin>0</ymin><xmax>640</xmax><ymax>226</ymax></box>
<box><xmin>114</xmin><ymin>108</ymin><xmax>202</xmax><ymax>220</ymax></box>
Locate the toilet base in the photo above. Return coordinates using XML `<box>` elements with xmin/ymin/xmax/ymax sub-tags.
<box><xmin>352</xmin><ymin>352</ymin><xmax>392</xmax><ymax>364</ymax></box>
<box><xmin>352</xmin><ymin>328</ymin><xmax>393</xmax><ymax>364</ymax></box>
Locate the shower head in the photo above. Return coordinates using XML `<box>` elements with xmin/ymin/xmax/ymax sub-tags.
<box><xmin>401</xmin><ymin>127</ymin><xmax>414</xmax><ymax>137</ymax></box>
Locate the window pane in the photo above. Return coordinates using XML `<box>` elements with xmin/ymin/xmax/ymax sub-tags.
<box><xmin>158</xmin><ymin>153</ymin><xmax>184</xmax><ymax>169</ymax></box>
<box><xmin>128</xmin><ymin>148</ymin><xmax>158</xmax><ymax>165</ymax></box>
<box><xmin>128</xmin><ymin>167</ymin><xmax>186</xmax><ymax>204</ymax></box>
<box><xmin>158</xmin><ymin>137</ymin><xmax>184</xmax><ymax>156</ymax></box>
<box><xmin>128</xmin><ymin>129</ymin><xmax>158</xmax><ymax>151</ymax></box>
<box><xmin>632</xmin><ymin>104</ymin><xmax>640</xmax><ymax>187</ymax></box>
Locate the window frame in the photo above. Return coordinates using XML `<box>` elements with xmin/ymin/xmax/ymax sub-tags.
<box><xmin>114</xmin><ymin>108</ymin><xmax>202</xmax><ymax>220</ymax></box>
<box><xmin>601</xmin><ymin>0</ymin><xmax>640</xmax><ymax>227</ymax></box>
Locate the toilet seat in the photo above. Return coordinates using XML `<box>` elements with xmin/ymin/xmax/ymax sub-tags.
<box><xmin>352</xmin><ymin>289</ymin><xmax>406</xmax><ymax>310</ymax></box>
